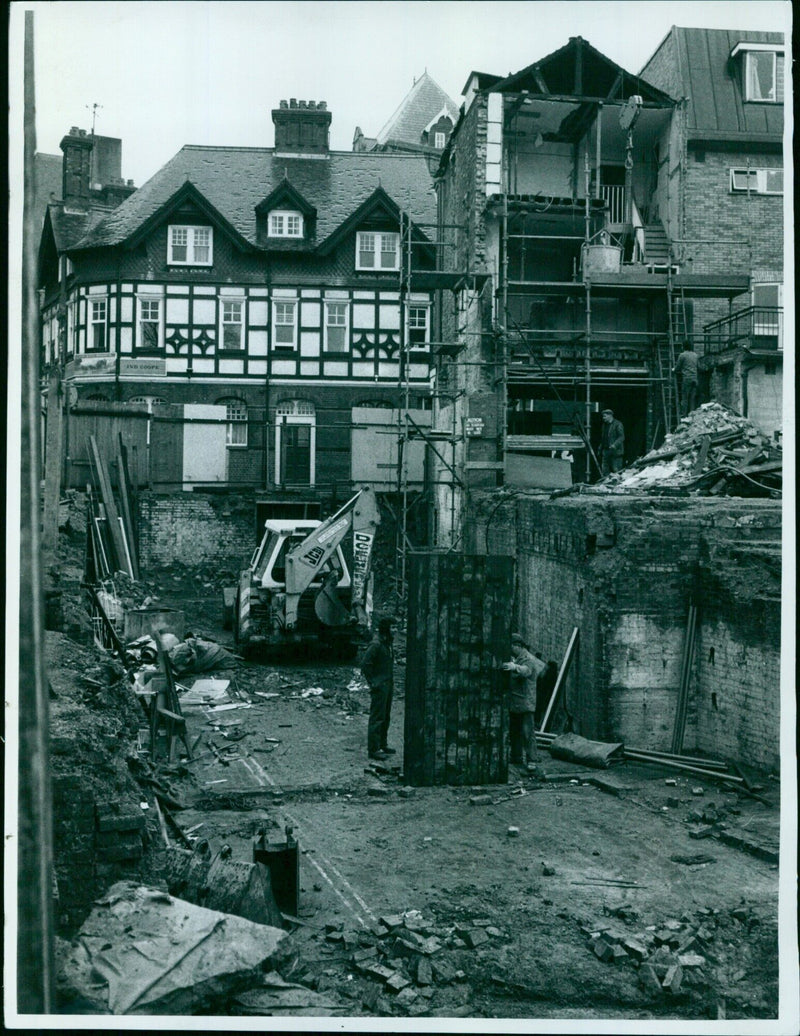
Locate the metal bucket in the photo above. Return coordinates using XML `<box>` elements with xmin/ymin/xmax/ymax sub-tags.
<box><xmin>582</xmin><ymin>243</ymin><xmax>622</xmax><ymax>276</ymax></box>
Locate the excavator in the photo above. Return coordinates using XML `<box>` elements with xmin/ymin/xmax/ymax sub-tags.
<box><xmin>229</xmin><ymin>487</ymin><xmax>381</xmax><ymax>657</ymax></box>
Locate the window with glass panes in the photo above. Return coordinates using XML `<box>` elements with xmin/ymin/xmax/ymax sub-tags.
<box><xmin>273</xmin><ymin>301</ymin><xmax>297</xmax><ymax>348</ymax></box>
<box><xmin>744</xmin><ymin>50</ymin><xmax>783</xmax><ymax>102</ymax></box>
<box><xmin>269</xmin><ymin>211</ymin><xmax>303</xmax><ymax>237</ymax></box>
<box><xmin>221</xmin><ymin>300</ymin><xmax>244</xmax><ymax>349</ymax></box>
<box><xmin>89</xmin><ymin>299</ymin><xmax>107</xmax><ymax>352</ymax></box>
<box><xmin>325</xmin><ymin>302</ymin><xmax>348</xmax><ymax>352</ymax></box>
<box><xmin>168</xmin><ymin>225</ymin><xmax>213</xmax><ymax>264</ymax></box>
<box><xmin>356</xmin><ymin>231</ymin><xmax>399</xmax><ymax>271</ymax></box>
<box><xmin>139</xmin><ymin>299</ymin><xmax>161</xmax><ymax>349</ymax></box>
<box><xmin>219</xmin><ymin>399</ymin><xmax>248</xmax><ymax>446</ymax></box>
<box><xmin>408</xmin><ymin>305</ymin><xmax>430</xmax><ymax>346</ymax></box>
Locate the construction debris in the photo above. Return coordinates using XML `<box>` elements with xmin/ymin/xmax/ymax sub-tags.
<box><xmin>601</xmin><ymin>403</ymin><xmax>781</xmax><ymax>496</ymax></box>
<box><xmin>60</xmin><ymin>882</ymin><xmax>287</xmax><ymax>1014</ymax></box>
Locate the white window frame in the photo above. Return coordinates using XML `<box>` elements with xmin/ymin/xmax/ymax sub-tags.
<box><xmin>356</xmin><ymin>231</ymin><xmax>400</xmax><ymax>271</ymax></box>
<box><xmin>167</xmin><ymin>224</ymin><xmax>213</xmax><ymax>266</ymax></box>
<box><xmin>324</xmin><ymin>300</ymin><xmax>349</xmax><ymax>353</ymax></box>
<box><xmin>406</xmin><ymin>302</ymin><xmax>431</xmax><ymax>348</ymax></box>
<box><xmin>137</xmin><ymin>295</ymin><xmax>164</xmax><ymax>351</ymax></box>
<box><xmin>220</xmin><ymin>298</ymin><xmax>245</xmax><ymax>351</ymax></box>
<box><xmin>268</xmin><ymin>210</ymin><xmax>304</xmax><ymax>238</ymax></box>
<box><xmin>88</xmin><ymin>297</ymin><xmax>108</xmax><ymax>353</ymax></box>
<box><xmin>434</xmin><ymin>131</ymin><xmax>446</xmax><ymax>149</ymax></box>
<box><xmin>218</xmin><ymin>398</ymin><xmax>248</xmax><ymax>447</ymax></box>
<box><xmin>272</xmin><ymin>300</ymin><xmax>298</xmax><ymax>349</ymax></box>
<box><xmin>275</xmin><ymin>400</ymin><xmax>316</xmax><ymax>486</ymax></box>
<box><xmin>730</xmin><ymin>168</ymin><xmax>783</xmax><ymax>195</ymax></box>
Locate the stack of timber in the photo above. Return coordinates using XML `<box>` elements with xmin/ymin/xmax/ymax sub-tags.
<box><xmin>599</xmin><ymin>403</ymin><xmax>781</xmax><ymax>497</ymax></box>
<box><xmin>85</xmin><ymin>433</ymin><xmax>139</xmax><ymax>581</ymax></box>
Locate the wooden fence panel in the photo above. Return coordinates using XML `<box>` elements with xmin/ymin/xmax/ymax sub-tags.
<box><xmin>67</xmin><ymin>404</ymin><xmax>149</xmax><ymax>488</ymax></box>
<box><xmin>405</xmin><ymin>553</ymin><xmax>514</xmax><ymax>786</ymax></box>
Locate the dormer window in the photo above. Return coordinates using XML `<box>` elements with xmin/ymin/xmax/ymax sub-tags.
<box><xmin>269</xmin><ymin>210</ymin><xmax>304</xmax><ymax>238</ymax></box>
<box><xmin>731</xmin><ymin>43</ymin><xmax>784</xmax><ymax>103</ymax></box>
<box><xmin>168</xmin><ymin>225</ymin><xmax>213</xmax><ymax>265</ymax></box>
<box><xmin>434</xmin><ymin>132</ymin><xmax>446</xmax><ymax>149</ymax></box>
<box><xmin>356</xmin><ymin>231</ymin><xmax>400</xmax><ymax>271</ymax></box>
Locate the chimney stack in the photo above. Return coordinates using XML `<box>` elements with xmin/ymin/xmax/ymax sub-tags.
<box><xmin>60</xmin><ymin>127</ymin><xmax>93</xmax><ymax>206</ymax></box>
<box><xmin>272</xmin><ymin>99</ymin><xmax>332</xmax><ymax>155</ymax></box>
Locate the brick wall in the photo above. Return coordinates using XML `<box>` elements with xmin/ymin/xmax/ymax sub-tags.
<box><xmin>139</xmin><ymin>491</ymin><xmax>256</xmax><ymax>569</ymax></box>
<box><xmin>464</xmin><ymin>492</ymin><xmax>782</xmax><ymax>770</ymax></box>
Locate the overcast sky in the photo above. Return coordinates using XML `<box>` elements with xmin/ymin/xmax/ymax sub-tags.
<box><xmin>12</xmin><ymin>0</ymin><xmax>791</xmax><ymax>187</ymax></box>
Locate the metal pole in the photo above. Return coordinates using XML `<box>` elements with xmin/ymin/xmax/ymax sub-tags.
<box><xmin>18</xmin><ymin>9</ymin><xmax>55</xmax><ymax>1013</ymax></box>
<box><xmin>583</xmin><ymin>149</ymin><xmax>592</xmax><ymax>482</ymax></box>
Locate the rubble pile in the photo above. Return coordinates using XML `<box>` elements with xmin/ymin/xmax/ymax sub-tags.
<box><xmin>603</xmin><ymin>403</ymin><xmax>781</xmax><ymax>496</ymax></box>
<box><xmin>267</xmin><ymin>909</ymin><xmax>498</xmax><ymax>1017</ymax></box>
<box><xmin>580</xmin><ymin>910</ymin><xmax>713</xmax><ymax>998</ymax></box>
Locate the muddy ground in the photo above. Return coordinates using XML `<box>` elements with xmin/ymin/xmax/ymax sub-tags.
<box><xmin>46</xmin><ymin>504</ymin><xmax>781</xmax><ymax>1022</ymax></box>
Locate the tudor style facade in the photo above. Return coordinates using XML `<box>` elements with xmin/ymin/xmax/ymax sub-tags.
<box><xmin>39</xmin><ymin>101</ymin><xmax>438</xmax><ymax>499</ymax></box>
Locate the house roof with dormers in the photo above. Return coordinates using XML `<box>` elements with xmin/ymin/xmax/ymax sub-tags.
<box><xmin>67</xmin><ymin>146</ymin><xmax>436</xmax><ymax>253</ymax></box>
<box><xmin>641</xmin><ymin>27</ymin><xmax>784</xmax><ymax>139</ymax></box>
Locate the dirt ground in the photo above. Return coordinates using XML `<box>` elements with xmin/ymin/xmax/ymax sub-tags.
<box><xmin>44</xmin><ymin>506</ymin><xmax>782</xmax><ymax>1022</ymax></box>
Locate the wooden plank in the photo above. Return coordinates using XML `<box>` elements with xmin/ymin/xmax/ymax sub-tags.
<box><xmin>116</xmin><ymin>434</ymin><xmax>139</xmax><ymax>579</ymax></box>
<box><xmin>539</xmin><ymin>627</ymin><xmax>579</xmax><ymax>733</ymax></box>
<box><xmin>89</xmin><ymin>435</ymin><xmax>127</xmax><ymax>574</ymax></box>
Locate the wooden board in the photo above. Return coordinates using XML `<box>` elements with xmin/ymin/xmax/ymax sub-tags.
<box><xmin>89</xmin><ymin>435</ymin><xmax>127</xmax><ymax>575</ymax></box>
<box><xmin>404</xmin><ymin>554</ymin><xmax>514</xmax><ymax>786</ymax></box>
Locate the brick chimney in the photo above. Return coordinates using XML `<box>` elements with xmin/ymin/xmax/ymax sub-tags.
<box><xmin>272</xmin><ymin>99</ymin><xmax>331</xmax><ymax>155</ymax></box>
<box><xmin>60</xmin><ymin>127</ymin><xmax>93</xmax><ymax>206</ymax></box>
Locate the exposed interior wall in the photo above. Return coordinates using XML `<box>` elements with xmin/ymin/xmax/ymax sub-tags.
<box><xmin>744</xmin><ymin>363</ymin><xmax>783</xmax><ymax>438</ymax></box>
<box><xmin>464</xmin><ymin>493</ymin><xmax>781</xmax><ymax>771</ymax></box>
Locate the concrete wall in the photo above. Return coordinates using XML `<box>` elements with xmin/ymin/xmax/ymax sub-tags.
<box><xmin>745</xmin><ymin>363</ymin><xmax>783</xmax><ymax>438</ymax></box>
<box><xmin>464</xmin><ymin>493</ymin><xmax>782</xmax><ymax>771</ymax></box>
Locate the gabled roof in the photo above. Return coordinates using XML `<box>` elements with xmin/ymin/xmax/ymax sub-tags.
<box><xmin>45</xmin><ymin>202</ymin><xmax>110</xmax><ymax>252</ymax></box>
<box><xmin>375</xmin><ymin>71</ymin><xmax>459</xmax><ymax>146</ymax></box>
<box><xmin>316</xmin><ymin>186</ymin><xmax>432</xmax><ymax>255</ymax></box>
<box><xmin>641</xmin><ymin>27</ymin><xmax>784</xmax><ymax>136</ymax></box>
<box><xmin>491</xmin><ymin>35</ymin><xmax>673</xmax><ymax>105</ymax></box>
<box><xmin>255</xmin><ymin>179</ymin><xmax>316</xmax><ymax>218</ymax></box>
<box><xmin>67</xmin><ymin>147</ymin><xmax>436</xmax><ymax>253</ymax></box>
<box><xmin>123</xmin><ymin>180</ymin><xmax>256</xmax><ymax>253</ymax></box>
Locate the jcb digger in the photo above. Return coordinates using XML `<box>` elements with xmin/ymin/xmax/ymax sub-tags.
<box><xmin>229</xmin><ymin>487</ymin><xmax>381</xmax><ymax>657</ymax></box>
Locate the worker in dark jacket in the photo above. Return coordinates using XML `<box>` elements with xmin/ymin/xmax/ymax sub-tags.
<box><xmin>599</xmin><ymin>408</ymin><xmax>625</xmax><ymax>476</ymax></box>
<box><xmin>674</xmin><ymin>342</ymin><xmax>699</xmax><ymax>416</ymax></box>
<box><xmin>502</xmin><ymin>633</ymin><xmax>547</xmax><ymax>777</ymax></box>
<box><xmin>361</xmin><ymin>616</ymin><xmax>395</xmax><ymax>761</ymax></box>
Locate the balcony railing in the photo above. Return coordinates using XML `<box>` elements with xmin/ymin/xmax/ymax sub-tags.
<box><xmin>600</xmin><ymin>185</ymin><xmax>626</xmax><ymax>224</ymax></box>
<box><xmin>703</xmin><ymin>307</ymin><xmax>783</xmax><ymax>355</ymax></box>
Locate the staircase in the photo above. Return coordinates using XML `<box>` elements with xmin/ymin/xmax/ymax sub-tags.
<box><xmin>642</xmin><ymin>223</ymin><xmax>674</xmax><ymax>271</ymax></box>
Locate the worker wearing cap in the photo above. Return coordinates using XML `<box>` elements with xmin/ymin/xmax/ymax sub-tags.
<box><xmin>361</xmin><ymin>616</ymin><xmax>396</xmax><ymax>761</ymax></box>
<box><xmin>599</xmin><ymin>408</ymin><xmax>625</xmax><ymax>476</ymax></box>
<box><xmin>502</xmin><ymin>633</ymin><xmax>547</xmax><ymax>778</ymax></box>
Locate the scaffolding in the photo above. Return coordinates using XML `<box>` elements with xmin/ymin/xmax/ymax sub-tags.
<box><xmin>392</xmin><ymin>209</ymin><xmax>486</xmax><ymax>594</ymax></box>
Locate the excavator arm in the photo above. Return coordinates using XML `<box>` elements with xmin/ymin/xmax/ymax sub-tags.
<box><xmin>283</xmin><ymin>487</ymin><xmax>380</xmax><ymax>630</ymax></box>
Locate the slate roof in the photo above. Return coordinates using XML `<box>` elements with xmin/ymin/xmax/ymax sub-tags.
<box><xmin>47</xmin><ymin>203</ymin><xmax>111</xmax><ymax>252</ymax></box>
<box><xmin>375</xmin><ymin>72</ymin><xmax>459</xmax><ymax>147</ymax></box>
<box><xmin>641</xmin><ymin>27</ymin><xmax>784</xmax><ymax>136</ymax></box>
<box><xmin>70</xmin><ymin>147</ymin><xmax>436</xmax><ymax>251</ymax></box>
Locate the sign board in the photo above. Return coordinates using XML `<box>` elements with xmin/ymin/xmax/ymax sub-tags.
<box><xmin>121</xmin><ymin>358</ymin><xmax>167</xmax><ymax>377</ymax></box>
<box><xmin>465</xmin><ymin>418</ymin><xmax>485</xmax><ymax>437</ymax></box>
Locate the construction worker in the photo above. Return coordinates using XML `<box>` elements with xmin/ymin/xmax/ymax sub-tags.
<box><xmin>502</xmin><ymin>633</ymin><xmax>547</xmax><ymax>778</ymax></box>
<box><xmin>674</xmin><ymin>341</ymin><xmax>699</xmax><ymax>416</ymax></box>
<box><xmin>361</xmin><ymin>616</ymin><xmax>396</xmax><ymax>762</ymax></box>
<box><xmin>599</xmin><ymin>408</ymin><xmax>625</xmax><ymax>475</ymax></box>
